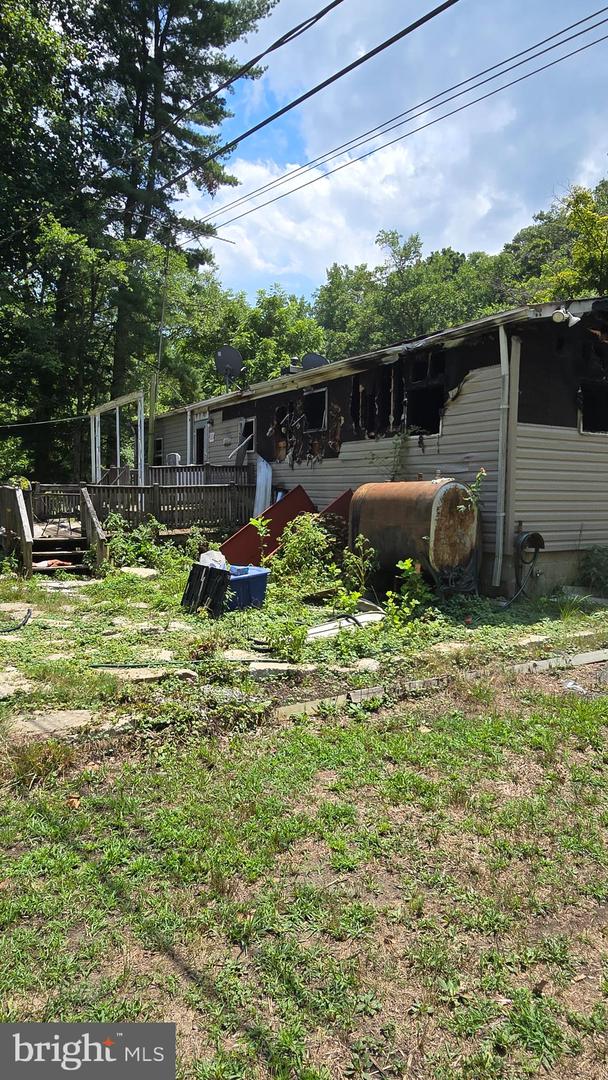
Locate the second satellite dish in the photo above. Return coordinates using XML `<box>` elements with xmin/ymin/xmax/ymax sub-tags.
<box><xmin>215</xmin><ymin>345</ymin><xmax>243</xmax><ymax>386</ymax></box>
<box><xmin>301</xmin><ymin>352</ymin><xmax>329</xmax><ymax>371</ymax></box>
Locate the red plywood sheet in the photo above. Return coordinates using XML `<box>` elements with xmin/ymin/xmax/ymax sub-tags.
<box><xmin>220</xmin><ymin>484</ymin><xmax>315</xmax><ymax>565</ymax></box>
<box><xmin>319</xmin><ymin>489</ymin><xmax>353</xmax><ymax>521</ymax></box>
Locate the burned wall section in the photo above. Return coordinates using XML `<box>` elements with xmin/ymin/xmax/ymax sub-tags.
<box><xmin>400</xmin><ymin>334</ymin><xmax>500</xmax><ymax>437</ymax></box>
<box><xmin>217</xmin><ymin>335</ymin><xmax>501</xmax><ymax>467</ymax></box>
<box><xmin>518</xmin><ymin>310</ymin><xmax>608</xmax><ymax>429</ymax></box>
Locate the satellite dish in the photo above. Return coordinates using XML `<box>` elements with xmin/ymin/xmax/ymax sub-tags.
<box><xmin>215</xmin><ymin>345</ymin><xmax>243</xmax><ymax>387</ymax></box>
<box><xmin>301</xmin><ymin>352</ymin><xmax>329</xmax><ymax>371</ymax></box>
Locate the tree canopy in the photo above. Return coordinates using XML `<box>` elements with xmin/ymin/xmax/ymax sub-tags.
<box><xmin>2</xmin><ymin>2</ymin><xmax>608</xmax><ymax>480</ymax></box>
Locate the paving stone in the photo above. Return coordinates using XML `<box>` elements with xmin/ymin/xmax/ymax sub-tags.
<box><xmin>98</xmin><ymin>666</ymin><xmax>198</xmax><ymax>683</ymax></box>
<box><xmin>0</xmin><ymin>668</ymin><xmax>33</xmax><ymax>700</ymax></box>
<box><xmin>0</xmin><ymin>602</ymin><xmax>37</xmax><ymax>617</ymax></box>
<box><xmin>38</xmin><ymin>580</ymin><xmax>91</xmax><ymax>591</ymax></box>
<box><xmin>429</xmin><ymin>640</ymin><xmax>468</xmax><ymax>654</ymax></box>
<box><xmin>223</xmin><ymin>648</ymin><xmax>266</xmax><ymax>662</ymax></box>
<box><xmin>519</xmin><ymin>634</ymin><xmax>549</xmax><ymax>646</ymax></box>
<box><xmin>9</xmin><ymin>709</ymin><xmax>93</xmax><ymax>738</ymax></box>
<box><xmin>249</xmin><ymin>661</ymin><xmax>316</xmax><ymax>678</ymax></box>
<box><xmin>120</xmin><ymin>566</ymin><xmax>158</xmax><ymax>579</ymax></box>
<box><xmin>354</xmin><ymin>657</ymin><xmax>380</xmax><ymax>672</ymax></box>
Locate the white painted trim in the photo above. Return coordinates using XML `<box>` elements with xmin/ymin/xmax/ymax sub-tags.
<box><xmin>492</xmin><ymin>326</ymin><xmax>510</xmax><ymax>588</ymax></box>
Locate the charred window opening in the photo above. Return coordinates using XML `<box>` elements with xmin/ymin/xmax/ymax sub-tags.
<box><xmin>391</xmin><ymin>365</ymin><xmax>405</xmax><ymax>428</ymax></box>
<box><xmin>303</xmin><ymin>388</ymin><xmax>327</xmax><ymax>431</ymax></box>
<box><xmin>579</xmin><ymin>380</ymin><xmax>608</xmax><ymax>433</ymax></box>
<box><xmin>406</xmin><ymin>385</ymin><xmax>445</xmax><ymax>434</ymax></box>
<box><xmin>376</xmin><ymin>367</ymin><xmax>392</xmax><ymax>432</ymax></box>
<box><xmin>350</xmin><ymin>376</ymin><xmax>361</xmax><ymax>431</ymax></box>
<box><xmin>430</xmin><ymin>353</ymin><xmax>446</xmax><ymax>377</ymax></box>
<box><xmin>273</xmin><ymin>405</ymin><xmax>289</xmax><ymax>461</ymax></box>
<box><xmin>412</xmin><ymin>356</ymin><xmax>429</xmax><ymax>382</ymax></box>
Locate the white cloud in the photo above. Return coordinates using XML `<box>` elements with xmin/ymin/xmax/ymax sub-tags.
<box><xmin>184</xmin><ymin>0</ymin><xmax>608</xmax><ymax>295</ymax></box>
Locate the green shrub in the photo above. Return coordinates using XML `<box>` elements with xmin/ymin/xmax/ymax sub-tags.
<box><xmin>385</xmin><ymin>558</ymin><xmax>434</xmax><ymax>626</ymax></box>
<box><xmin>580</xmin><ymin>546</ymin><xmax>608</xmax><ymax>595</ymax></box>
<box><xmin>270</xmin><ymin>513</ymin><xmax>339</xmax><ymax>595</ymax></box>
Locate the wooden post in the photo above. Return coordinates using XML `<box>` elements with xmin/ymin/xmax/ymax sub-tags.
<box><xmin>151</xmin><ymin>484</ymin><xmax>161</xmax><ymax>522</ymax></box>
<box><xmin>115</xmin><ymin>406</ymin><xmax>120</xmax><ymax>474</ymax></box>
<box><xmin>137</xmin><ymin>395</ymin><xmax>145</xmax><ymax>485</ymax></box>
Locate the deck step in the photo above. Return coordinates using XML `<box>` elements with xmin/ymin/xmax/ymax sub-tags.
<box><xmin>32</xmin><ymin>549</ymin><xmax>87</xmax><ymax>560</ymax></box>
<box><xmin>33</xmin><ymin>536</ymin><xmax>84</xmax><ymax>551</ymax></box>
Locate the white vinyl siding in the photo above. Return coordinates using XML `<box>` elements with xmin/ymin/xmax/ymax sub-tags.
<box><xmin>513</xmin><ymin>423</ymin><xmax>608</xmax><ymax>550</ymax></box>
<box><xmin>154</xmin><ymin>412</ymin><xmax>187</xmax><ymax>463</ymax></box>
<box><xmin>207</xmin><ymin>412</ymin><xmax>241</xmax><ymax>465</ymax></box>
<box><xmin>399</xmin><ymin>365</ymin><xmax>501</xmax><ymax>552</ymax></box>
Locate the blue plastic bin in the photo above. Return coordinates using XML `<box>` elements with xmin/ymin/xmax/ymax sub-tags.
<box><xmin>225</xmin><ymin>565</ymin><xmax>270</xmax><ymax>611</ymax></box>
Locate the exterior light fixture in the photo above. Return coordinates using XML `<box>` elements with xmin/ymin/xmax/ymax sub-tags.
<box><xmin>552</xmin><ymin>307</ymin><xmax>581</xmax><ymax>328</ymax></box>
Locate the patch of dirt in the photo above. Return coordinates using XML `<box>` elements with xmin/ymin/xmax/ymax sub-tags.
<box><xmin>0</xmin><ymin>667</ymin><xmax>34</xmax><ymax>700</ymax></box>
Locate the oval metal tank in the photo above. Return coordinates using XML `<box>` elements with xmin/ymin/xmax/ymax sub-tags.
<box><xmin>349</xmin><ymin>479</ymin><xmax>480</xmax><ymax>584</ymax></box>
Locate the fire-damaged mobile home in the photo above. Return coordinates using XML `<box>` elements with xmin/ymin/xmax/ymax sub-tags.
<box><xmin>154</xmin><ymin>298</ymin><xmax>608</xmax><ymax>593</ymax></box>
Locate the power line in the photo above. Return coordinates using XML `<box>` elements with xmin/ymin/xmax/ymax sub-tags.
<box><xmin>0</xmin><ymin>0</ymin><xmax>348</xmax><ymax>250</ymax></box>
<box><xmin>197</xmin><ymin>6</ymin><xmax>608</xmax><ymax>225</ymax></box>
<box><xmin>158</xmin><ymin>0</ymin><xmax>463</xmax><ymax>195</ymax></box>
<box><xmin>212</xmin><ymin>30</ymin><xmax>608</xmax><ymax>231</ymax></box>
<box><xmin>0</xmin><ymin>415</ymin><xmax>88</xmax><ymax>430</ymax></box>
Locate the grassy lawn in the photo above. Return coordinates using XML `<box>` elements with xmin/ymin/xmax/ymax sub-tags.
<box><xmin>1</xmin><ymin>556</ymin><xmax>608</xmax><ymax>1078</ymax></box>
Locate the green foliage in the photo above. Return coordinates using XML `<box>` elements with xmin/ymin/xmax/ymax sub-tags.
<box><xmin>0</xmin><ymin>0</ymin><xmax>277</xmax><ymax>478</ymax></box>
<box><xmin>385</xmin><ymin>559</ymin><xmax>434</xmax><ymax>626</ymax></box>
<box><xmin>580</xmin><ymin>545</ymin><xmax>608</xmax><ymax>596</ymax></box>
<box><xmin>457</xmin><ymin>467</ymin><xmax>486</xmax><ymax>513</ymax></box>
<box><xmin>104</xmin><ymin>513</ymin><xmax>188</xmax><ymax>573</ymax></box>
<box><xmin>342</xmin><ymin>535</ymin><xmax>378</xmax><ymax>594</ymax></box>
<box><xmin>3</xmin><ymin>739</ymin><xmax>74</xmax><ymax>789</ymax></box>
<box><xmin>270</xmin><ymin>513</ymin><xmax>339</xmax><ymax>595</ymax></box>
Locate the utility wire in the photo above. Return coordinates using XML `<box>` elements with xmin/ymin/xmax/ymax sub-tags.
<box><xmin>0</xmin><ymin>415</ymin><xmax>88</xmax><ymax>429</ymax></box>
<box><xmin>212</xmin><ymin>30</ymin><xmax>608</xmax><ymax>230</ymax></box>
<box><xmin>0</xmin><ymin>0</ymin><xmax>348</xmax><ymax>249</ymax></box>
<box><xmin>198</xmin><ymin>6</ymin><xmax>608</xmax><ymax>224</ymax></box>
<box><xmin>158</xmin><ymin>0</ymin><xmax>463</xmax><ymax>195</ymax></box>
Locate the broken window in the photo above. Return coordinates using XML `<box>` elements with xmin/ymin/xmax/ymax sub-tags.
<box><xmin>411</xmin><ymin>356</ymin><xmax>429</xmax><ymax>382</ymax></box>
<box><xmin>153</xmin><ymin>437</ymin><xmax>163</xmax><ymax>467</ymax></box>
<box><xmin>239</xmin><ymin>417</ymin><xmax>256</xmax><ymax>451</ymax></box>
<box><xmin>579</xmin><ymin>380</ymin><xmax>608</xmax><ymax>433</ymax></box>
<box><xmin>350</xmin><ymin>376</ymin><xmax>361</xmax><ymax>431</ymax></box>
<box><xmin>303</xmin><ymin>388</ymin><xmax>327</xmax><ymax>431</ymax></box>
<box><xmin>391</xmin><ymin>365</ymin><xmax>405</xmax><ymax>428</ymax></box>
<box><xmin>430</xmin><ymin>353</ymin><xmax>446</xmax><ymax>377</ymax></box>
<box><xmin>375</xmin><ymin>367</ymin><xmax>392</xmax><ymax>432</ymax></box>
<box><xmin>273</xmin><ymin>405</ymin><xmax>289</xmax><ymax>461</ymax></box>
<box><xmin>406</xmin><ymin>385</ymin><xmax>445</xmax><ymax>434</ymax></box>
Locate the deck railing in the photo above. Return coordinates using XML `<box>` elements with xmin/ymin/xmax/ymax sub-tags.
<box><xmin>0</xmin><ymin>485</ymin><xmax>34</xmax><ymax>576</ymax></box>
<box><xmin>31</xmin><ymin>483</ymin><xmax>82</xmax><ymax>521</ymax></box>
<box><xmin>85</xmin><ymin>482</ymin><xmax>256</xmax><ymax>532</ymax></box>
<box><xmin>80</xmin><ymin>488</ymin><xmax>108</xmax><ymax>566</ymax></box>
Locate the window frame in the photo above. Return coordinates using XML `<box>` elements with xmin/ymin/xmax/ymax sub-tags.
<box><xmin>239</xmin><ymin>416</ymin><xmax>257</xmax><ymax>452</ymax></box>
<box><xmin>303</xmin><ymin>387</ymin><xmax>328</xmax><ymax>433</ymax></box>
<box><xmin>153</xmin><ymin>436</ymin><xmax>163</xmax><ymax>467</ymax></box>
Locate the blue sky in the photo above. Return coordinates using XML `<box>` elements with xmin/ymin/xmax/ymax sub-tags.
<box><xmin>182</xmin><ymin>0</ymin><xmax>608</xmax><ymax>299</ymax></box>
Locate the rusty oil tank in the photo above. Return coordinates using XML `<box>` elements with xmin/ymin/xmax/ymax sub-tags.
<box><xmin>349</xmin><ymin>479</ymin><xmax>480</xmax><ymax>587</ymax></box>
